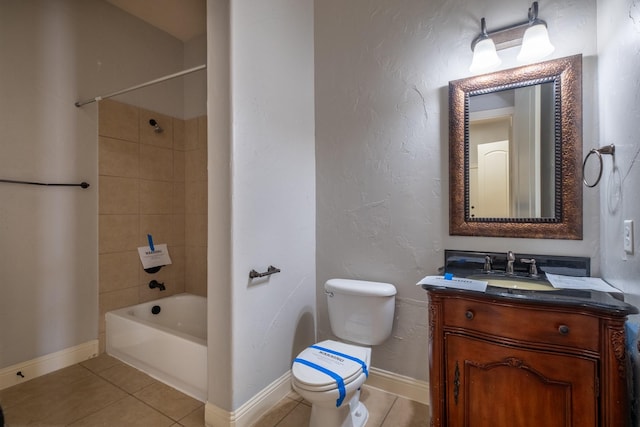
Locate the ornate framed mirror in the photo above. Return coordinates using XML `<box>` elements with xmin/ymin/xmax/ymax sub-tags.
<box><xmin>449</xmin><ymin>54</ymin><xmax>582</xmax><ymax>239</ymax></box>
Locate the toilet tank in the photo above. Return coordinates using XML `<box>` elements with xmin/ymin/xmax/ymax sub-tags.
<box><xmin>325</xmin><ymin>279</ymin><xmax>397</xmax><ymax>346</ymax></box>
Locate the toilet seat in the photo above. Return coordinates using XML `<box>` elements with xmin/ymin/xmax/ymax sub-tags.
<box><xmin>292</xmin><ymin>340</ymin><xmax>369</xmax><ymax>392</ymax></box>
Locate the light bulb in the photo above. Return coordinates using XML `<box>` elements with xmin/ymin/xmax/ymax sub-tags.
<box><xmin>470</xmin><ymin>37</ymin><xmax>502</xmax><ymax>74</ymax></box>
<box><xmin>517</xmin><ymin>23</ymin><xmax>555</xmax><ymax>62</ymax></box>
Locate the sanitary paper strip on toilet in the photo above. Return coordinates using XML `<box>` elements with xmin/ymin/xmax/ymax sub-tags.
<box><xmin>138</xmin><ymin>244</ymin><xmax>172</xmax><ymax>269</ymax></box>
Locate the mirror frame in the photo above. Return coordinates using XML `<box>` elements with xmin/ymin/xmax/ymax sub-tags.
<box><xmin>449</xmin><ymin>54</ymin><xmax>583</xmax><ymax>239</ymax></box>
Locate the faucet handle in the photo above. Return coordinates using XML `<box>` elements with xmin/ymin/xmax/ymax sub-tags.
<box><xmin>505</xmin><ymin>251</ymin><xmax>516</xmax><ymax>274</ymax></box>
<box><xmin>520</xmin><ymin>258</ymin><xmax>538</xmax><ymax>277</ymax></box>
<box><xmin>149</xmin><ymin>280</ymin><xmax>166</xmax><ymax>290</ymax></box>
<box><xmin>483</xmin><ymin>255</ymin><xmax>493</xmax><ymax>272</ymax></box>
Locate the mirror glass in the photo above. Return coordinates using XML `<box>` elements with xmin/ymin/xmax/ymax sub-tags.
<box><xmin>449</xmin><ymin>55</ymin><xmax>583</xmax><ymax>239</ymax></box>
<box><xmin>468</xmin><ymin>82</ymin><xmax>555</xmax><ymax>219</ymax></box>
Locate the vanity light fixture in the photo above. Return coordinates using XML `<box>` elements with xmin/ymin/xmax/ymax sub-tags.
<box><xmin>470</xmin><ymin>2</ymin><xmax>555</xmax><ymax>73</ymax></box>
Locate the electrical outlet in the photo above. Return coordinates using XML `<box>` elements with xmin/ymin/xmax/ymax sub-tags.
<box><xmin>624</xmin><ymin>220</ymin><xmax>634</xmax><ymax>254</ymax></box>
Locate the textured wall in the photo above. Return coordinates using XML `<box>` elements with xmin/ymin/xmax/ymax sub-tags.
<box><xmin>315</xmin><ymin>0</ymin><xmax>598</xmax><ymax>381</ymax></box>
<box><xmin>183</xmin><ymin>34</ymin><xmax>208</xmax><ymax>120</ymax></box>
<box><xmin>226</xmin><ymin>0</ymin><xmax>316</xmax><ymax>409</ymax></box>
<box><xmin>596</xmin><ymin>2</ymin><xmax>640</xmax><ymax>423</ymax></box>
<box><xmin>206</xmin><ymin>0</ymin><xmax>233</xmax><ymax>410</ymax></box>
<box><xmin>0</xmin><ymin>0</ymin><xmax>190</xmax><ymax>370</ymax></box>
<box><xmin>596</xmin><ymin>0</ymin><xmax>640</xmax><ymax>305</ymax></box>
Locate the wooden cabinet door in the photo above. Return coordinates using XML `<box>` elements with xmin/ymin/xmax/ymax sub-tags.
<box><xmin>446</xmin><ymin>334</ymin><xmax>598</xmax><ymax>427</ymax></box>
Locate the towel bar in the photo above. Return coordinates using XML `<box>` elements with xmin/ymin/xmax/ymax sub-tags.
<box><xmin>0</xmin><ymin>178</ymin><xmax>90</xmax><ymax>189</ymax></box>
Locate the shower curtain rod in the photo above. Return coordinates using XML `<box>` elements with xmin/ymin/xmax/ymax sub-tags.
<box><xmin>74</xmin><ymin>64</ymin><xmax>206</xmax><ymax>107</ymax></box>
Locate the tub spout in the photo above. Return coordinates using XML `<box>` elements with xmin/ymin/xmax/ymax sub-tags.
<box><xmin>149</xmin><ymin>280</ymin><xmax>166</xmax><ymax>291</ymax></box>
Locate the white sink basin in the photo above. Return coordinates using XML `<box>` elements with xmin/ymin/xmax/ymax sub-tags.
<box><xmin>468</xmin><ymin>276</ymin><xmax>557</xmax><ymax>291</ymax></box>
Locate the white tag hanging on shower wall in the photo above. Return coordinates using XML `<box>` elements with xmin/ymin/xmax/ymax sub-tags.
<box><xmin>138</xmin><ymin>244</ymin><xmax>172</xmax><ymax>269</ymax></box>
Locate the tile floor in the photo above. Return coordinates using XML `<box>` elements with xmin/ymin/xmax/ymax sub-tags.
<box><xmin>252</xmin><ymin>387</ymin><xmax>430</xmax><ymax>427</ymax></box>
<box><xmin>0</xmin><ymin>354</ymin><xmax>429</xmax><ymax>426</ymax></box>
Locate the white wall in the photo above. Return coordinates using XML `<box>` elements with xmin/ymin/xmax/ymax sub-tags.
<box><xmin>184</xmin><ymin>34</ymin><xmax>208</xmax><ymax>119</ymax></box>
<box><xmin>206</xmin><ymin>0</ymin><xmax>316</xmax><ymax>412</ymax></box>
<box><xmin>206</xmin><ymin>0</ymin><xmax>233</xmax><ymax>411</ymax></box>
<box><xmin>230</xmin><ymin>0</ymin><xmax>315</xmax><ymax>407</ymax></box>
<box><xmin>0</xmin><ymin>0</ymin><xmax>196</xmax><ymax>369</ymax></box>
<box><xmin>596</xmin><ymin>0</ymin><xmax>640</xmax><ymax>305</ymax></box>
<box><xmin>315</xmin><ymin>0</ymin><xmax>598</xmax><ymax>381</ymax></box>
<box><xmin>597</xmin><ymin>3</ymin><xmax>640</xmax><ymax>423</ymax></box>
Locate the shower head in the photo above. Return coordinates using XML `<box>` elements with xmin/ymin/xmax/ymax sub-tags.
<box><xmin>149</xmin><ymin>119</ymin><xmax>163</xmax><ymax>133</ymax></box>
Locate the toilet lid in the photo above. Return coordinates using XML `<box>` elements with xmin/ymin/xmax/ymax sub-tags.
<box><xmin>292</xmin><ymin>340</ymin><xmax>369</xmax><ymax>390</ymax></box>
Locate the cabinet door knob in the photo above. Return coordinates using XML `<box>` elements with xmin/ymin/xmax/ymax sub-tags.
<box><xmin>558</xmin><ymin>325</ymin><xmax>570</xmax><ymax>335</ymax></box>
<box><xmin>465</xmin><ymin>310</ymin><xmax>474</xmax><ymax>320</ymax></box>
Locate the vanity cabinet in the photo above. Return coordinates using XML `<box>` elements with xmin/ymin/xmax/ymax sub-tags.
<box><xmin>426</xmin><ymin>288</ymin><xmax>636</xmax><ymax>427</ymax></box>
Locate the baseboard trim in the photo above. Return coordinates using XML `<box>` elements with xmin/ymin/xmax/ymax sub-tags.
<box><xmin>0</xmin><ymin>340</ymin><xmax>99</xmax><ymax>391</ymax></box>
<box><xmin>204</xmin><ymin>368</ymin><xmax>429</xmax><ymax>426</ymax></box>
<box><xmin>368</xmin><ymin>367</ymin><xmax>429</xmax><ymax>405</ymax></box>
<box><xmin>204</xmin><ymin>371</ymin><xmax>292</xmax><ymax>427</ymax></box>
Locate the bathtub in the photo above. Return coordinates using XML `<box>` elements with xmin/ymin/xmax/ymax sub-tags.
<box><xmin>106</xmin><ymin>293</ymin><xmax>207</xmax><ymax>401</ymax></box>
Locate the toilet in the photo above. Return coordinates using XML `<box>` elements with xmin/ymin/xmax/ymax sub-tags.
<box><xmin>292</xmin><ymin>279</ymin><xmax>397</xmax><ymax>427</ymax></box>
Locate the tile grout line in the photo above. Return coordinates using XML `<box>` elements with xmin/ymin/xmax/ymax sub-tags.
<box><xmin>81</xmin><ymin>365</ymin><xmax>180</xmax><ymax>424</ymax></box>
<box><xmin>85</xmin><ymin>364</ymin><xmax>171</xmax><ymax>422</ymax></box>
<box><xmin>80</xmin><ymin>365</ymin><xmax>159</xmax><ymax>425</ymax></box>
<box><xmin>84</xmin><ymin>357</ymin><xmax>205</xmax><ymax>424</ymax></box>
<box><xmin>269</xmin><ymin>398</ymin><xmax>305</xmax><ymax>427</ymax></box>
<box><xmin>175</xmin><ymin>404</ymin><xmax>205</xmax><ymax>425</ymax></box>
<box><xmin>377</xmin><ymin>395</ymin><xmax>398</xmax><ymax>427</ymax></box>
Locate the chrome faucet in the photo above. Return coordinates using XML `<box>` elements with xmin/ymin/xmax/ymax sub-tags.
<box><xmin>506</xmin><ymin>251</ymin><xmax>516</xmax><ymax>275</ymax></box>
<box><xmin>520</xmin><ymin>258</ymin><xmax>538</xmax><ymax>277</ymax></box>
<box><xmin>482</xmin><ymin>255</ymin><xmax>493</xmax><ymax>273</ymax></box>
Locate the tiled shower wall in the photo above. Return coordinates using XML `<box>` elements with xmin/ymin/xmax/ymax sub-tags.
<box><xmin>97</xmin><ymin>99</ymin><xmax>207</xmax><ymax>352</ymax></box>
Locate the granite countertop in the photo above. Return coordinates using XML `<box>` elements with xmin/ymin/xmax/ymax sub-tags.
<box><xmin>422</xmin><ymin>280</ymin><xmax>638</xmax><ymax>316</ymax></box>
<box><xmin>424</xmin><ymin>250</ymin><xmax>639</xmax><ymax>316</ymax></box>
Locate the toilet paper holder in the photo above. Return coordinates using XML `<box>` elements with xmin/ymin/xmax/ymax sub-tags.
<box><xmin>249</xmin><ymin>265</ymin><xmax>281</xmax><ymax>279</ymax></box>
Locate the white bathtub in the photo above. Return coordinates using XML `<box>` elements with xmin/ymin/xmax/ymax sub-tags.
<box><xmin>106</xmin><ymin>293</ymin><xmax>207</xmax><ymax>401</ymax></box>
